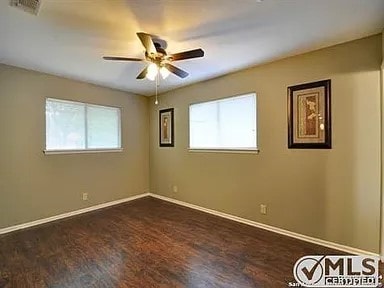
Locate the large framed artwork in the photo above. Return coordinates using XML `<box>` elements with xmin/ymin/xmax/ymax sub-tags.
<box><xmin>287</xmin><ymin>79</ymin><xmax>331</xmax><ymax>149</ymax></box>
<box><xmin>159</xmin><ymin>108</ymin><xmax>174</xmax><ymax>147</ymax></box>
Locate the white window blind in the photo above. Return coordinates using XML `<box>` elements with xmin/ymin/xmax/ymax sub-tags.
<box><xmin>45</xmin><ymin>98</ymin><xmax>121</xmax><ymax>151</ymax></box>
<box><xmin>189</xmin><ymin>93</ymin><xmax>257</xmax><ymax>150</ymax></box>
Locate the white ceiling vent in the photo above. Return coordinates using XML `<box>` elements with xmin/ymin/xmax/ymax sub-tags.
<box><xmin>10</xmin><ymin>0</ymin><xmax>41</xmax><ymax>15</ymax></box>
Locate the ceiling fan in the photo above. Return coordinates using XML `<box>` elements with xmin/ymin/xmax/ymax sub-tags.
<box><xmin>103</xmin><ymin>32</ymin><xmax>205</xmax><ymax>80</ymax></box>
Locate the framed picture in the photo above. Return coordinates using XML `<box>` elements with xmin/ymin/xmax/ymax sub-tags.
<box><xmin>159</xmin><ymin>108</ymin><xmax>174</xmax><ymax>147</ymax></box>
<box><xmin>287</xmin><ymin>79</ymin><xmax>331</xmax><ymax>149</ymax></box>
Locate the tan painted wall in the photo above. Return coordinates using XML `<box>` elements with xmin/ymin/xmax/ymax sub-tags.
<box><xmin>0</xmin><ymin>64</ymin><xmax>149</xmax><ymax>228</ymax></box>
<box><xmin>149</xmin><ymin>35</ymin><xmax>382</xmax><ymax>253</ymax></box>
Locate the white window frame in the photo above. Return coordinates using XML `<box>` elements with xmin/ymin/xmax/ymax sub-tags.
<box><xmin>188</xmin><ymin>93</ymin><xmax>259</xmax><ymax>154</ymax></box>
<box><xmin>44</xmin><ymin>98</ymin><xmax>122</xmax><ymax>155</ymax></box>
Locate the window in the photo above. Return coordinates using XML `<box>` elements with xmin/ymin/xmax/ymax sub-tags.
<box><xmin>189</xmin><ymin>93</ymin><xmax>257</xmax><ymax>151</ymax></box>
<box><xmin>45</xmin><ymin>98</ymin><xmax>121</xmax><ymax>152</ymax></box>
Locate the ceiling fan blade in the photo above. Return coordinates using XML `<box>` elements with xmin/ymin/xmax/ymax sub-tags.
<box><xmin>103</xmin><ymin>56</ymin><xmax>143</xmax><ymax>61</ymax></box>
<box><xmin>154</xmin><ymin>42</ymin><xmax>166</xmax><ymax>55</ymax></box>
<box><xmin>170</xmin><ymin>48</ymin><xmax>204</xmax><ymax>61</ymax></box>
<box><xmin>137</xmin><ymin>32</ymin><xmax>157</xmax><ymax>55</ymax></box>
<box><xmin>164</xmin><ymin>64</ymin><xmax>189</xmax><ymax>78</ymax></box>
<box><xmin>136</xmin><ymin>66</ymin><xmax>148</xmax><ymax>79</ymax></box>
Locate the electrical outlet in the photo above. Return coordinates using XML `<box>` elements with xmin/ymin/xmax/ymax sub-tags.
<box><xmin>172</xmin><ymin>185</ymin><xmax>178</xmax><ymax>193</ymax></box>
<box><xmin>82</xmin><ymin>193</ymin><xmax>88</xmax><ymax>201</ymax></box>
<box><xmin>260</xmin><ymin>204</ymin><xmax>267</xmax><ymax>215</ymax></box>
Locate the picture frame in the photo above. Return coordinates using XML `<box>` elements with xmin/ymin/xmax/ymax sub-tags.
<box><xmin>287</xmin><ymin>79</ymin><xmax>331</xmax><ymax>149</ymax></box>
<box><xmin>159</xmin><ymin>108</ymin><xmax>174</xmax><ymax>147</ymax></box>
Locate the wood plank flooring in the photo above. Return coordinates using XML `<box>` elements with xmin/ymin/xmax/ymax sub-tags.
<box><xmin>0</xmin><ymin>197</ymin><xmax>364</xmax><ymax>287</ymax></box>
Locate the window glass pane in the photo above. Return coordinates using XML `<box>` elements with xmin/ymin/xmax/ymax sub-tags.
<box><xmin>190</xmin><ymin>101</ymin><xmax>219</xmax><ymax>148</ymax></box>
<box><xmin>45</xmin><ymin>98</ymin><xmax>121</xmax><ymax>151</ymax></box>
<box><xmin>189</xmin><ymin>94</ymin><xmax>257</xmax><ymax>150</ymax></box>
<box><xmin>87</xmin><ymin>105</ymin><xmax>120</xmax><ymax>149</ymax></box>
<box><xmin>218</xmin><ymin>95</ymin><xmax>256</xmax><ymax>148</ymax></box>
<box><xmin>46</xmin><ymin>99</ymin><xmax>85</xmax><ymax>150</ymax></box>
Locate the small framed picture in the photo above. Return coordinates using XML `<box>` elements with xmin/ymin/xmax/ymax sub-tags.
<box><xmin>287</xmin><ymin>79</ymin><xmax>331</xmax><ymax>149</ymax></box>
<box><xmin>159</xmin><ymin>108</ymin><xmax>174</xmax><ymax>147</ymax></box>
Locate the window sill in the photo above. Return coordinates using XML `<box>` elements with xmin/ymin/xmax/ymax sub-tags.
<box><xmin>43</xmin><ymin>148</ymin><xmax>123</xmax><ymax>155</ymax></box>
<box><xmin>188</xmin><ymin>148</ymin><xmax>260</xmax><ymax>154</ymax></box>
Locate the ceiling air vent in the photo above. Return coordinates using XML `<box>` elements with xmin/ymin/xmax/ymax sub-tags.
<box><xmin>10</xmin><ymin>0</ymin><xmax>41</xmax><ymax>15</ymax></box>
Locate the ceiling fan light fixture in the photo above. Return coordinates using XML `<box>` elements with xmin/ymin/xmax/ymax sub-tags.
<box><xmin>146</xmin><ymin>63</ymin><xmax>158</xmax><ymax>81</ymax></box>
<box><xmin>160</xmin><ymin>67</ymin><xmax>170</xmax><ymax>79</ymax></box>
<box><xmin>146</xmin><ymin>72</ymin><xmax>157</xmax><ymax>81</ymax></box>
<box><xmin>103</xmin><ymin>32</ymin><xmax>204</xmax><ymax>81</ymax></box>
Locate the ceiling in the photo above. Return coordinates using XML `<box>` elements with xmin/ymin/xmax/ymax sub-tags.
<box><xmin>0</xmin><ymin>0</ymin><xmax>383</xmax><ymax>96</ymax></box>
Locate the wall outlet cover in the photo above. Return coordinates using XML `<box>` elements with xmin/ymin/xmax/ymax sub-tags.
<box><xmin>260</xmin><ymin>204</ymin><xmax>267</xmax><ymax>215</ymax></box>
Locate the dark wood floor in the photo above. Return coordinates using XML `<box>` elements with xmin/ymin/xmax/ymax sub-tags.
<box><xmin>0</xmin><ymin>197</ymin><xmax>353</xmax><ymax>287</ymax></box>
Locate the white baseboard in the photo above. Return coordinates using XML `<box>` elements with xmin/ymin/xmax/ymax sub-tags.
<box><xmin>0</xmin><ymin>193</ymin><xmax>150</xmax><ymax>235</ymax></box>
<box><xmin>0</xmin><ymin>192</ymin><xmax>379</xmax><ymax>259</ymax></box>
<box><xmin>149</xmin><ymin>193</ymin><xmax>379</xmax><ymax>257</ymax></box>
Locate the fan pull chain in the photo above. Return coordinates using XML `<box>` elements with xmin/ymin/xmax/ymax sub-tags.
<box><xmin>155</xmin><ymin>73</ymin><xmax>159</xmax><ymax>105</ymax></box>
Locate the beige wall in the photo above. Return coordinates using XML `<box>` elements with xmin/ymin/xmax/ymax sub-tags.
<box><xmin>0</xmin><ymin>64</ymin><xmax>149</xmax><ymax>228</ymax></box>
<box><xmin>149</xmin><ymin>35</ymin><xmax>382</xmax><ymax>253</ymax></box>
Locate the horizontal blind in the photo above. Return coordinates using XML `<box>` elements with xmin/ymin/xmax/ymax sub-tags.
<box><xmin>46</xmin><ymin>99</ymin><xmax>86</xmax><ymax>150</ymax></box>
<box><xmin>189</xmin><ymin>93</ymin><xmax>257</xmax><ymax>150</ymax></box>
<box><xmin>46</xmin><ymin>98</ymin><xmax>121</xmax><ymax>151</ymax></box>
